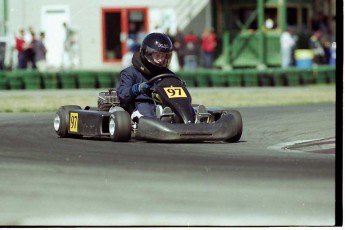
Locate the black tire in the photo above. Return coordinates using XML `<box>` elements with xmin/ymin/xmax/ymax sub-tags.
<box><xmin>109</xmin><ymin>111</ymin><xmax>132</xmax><ymax>142</ymax></box>
<box><xmin>224</xmin><ymin>110</ymin><xmax>243</xmax><ymax>143</ymax></box>
<box><xmin>54</xmin><ymin>105</ymin><xmax>82</xmax><ymax>138</ymax></box>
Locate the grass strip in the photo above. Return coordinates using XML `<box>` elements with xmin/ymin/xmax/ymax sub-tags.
<box><xmin>0</xmin><ymin>84</ymin><xmax>335</xmax><ymax>112</ymax></box>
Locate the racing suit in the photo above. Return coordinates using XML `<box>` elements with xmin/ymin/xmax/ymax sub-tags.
<box><xmin>116</xmin><ymin>51</ymin><xmax>173</xmax><ymax>118</ymax></box>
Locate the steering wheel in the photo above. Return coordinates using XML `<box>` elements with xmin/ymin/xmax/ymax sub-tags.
<box><xmin>146</xmin><ymin>73</ymin><xmax>182</xmax><ymax>85</ymax></box>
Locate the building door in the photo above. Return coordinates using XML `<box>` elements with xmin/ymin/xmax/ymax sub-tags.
<box><xmin>102</xmin><ymin>8</ymin><xmax>148</xmax><ymax>63</ymax></box>
<box><xmin>41</xmin><ymin>5</ymin><xmax>70</xmax><ymax>68</ymax></box>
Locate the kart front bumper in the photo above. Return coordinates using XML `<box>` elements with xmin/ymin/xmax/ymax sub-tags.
<box><xmin>135</xmin><ymin>114</ymin><xmax>239</xmax><ymax>142</ymax></box>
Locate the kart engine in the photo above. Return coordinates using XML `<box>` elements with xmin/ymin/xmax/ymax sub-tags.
<box><xmin>97</xmin><ymin>89</ymin><xmax>120</xmax><ymax>110</ymax></box>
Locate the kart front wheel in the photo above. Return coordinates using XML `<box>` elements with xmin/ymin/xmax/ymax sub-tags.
<box><xmin>224</xmin><ymin>110</ymin><xmax>243</xmax><ymax>143</ymax></box>
<box><xmin>109</xmin><ymin>111</ymin><xmax>132</xmax><ymax>142</ymax></box>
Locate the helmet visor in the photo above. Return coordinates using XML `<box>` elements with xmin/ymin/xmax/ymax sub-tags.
<box><xmin>144</xmin><ymin>46</ymin><xmax>172</xmax><ymax>68</ymax></box>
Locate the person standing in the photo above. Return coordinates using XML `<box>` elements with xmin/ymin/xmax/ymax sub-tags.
<box><xmin>26</xmin><ymin>31</ymin><xmax>37</xmax><ymax>69</ymax></box>
<box><xmin>309</xmin><ymin>30</ymin><xmax>326</xmax><ymax>65</ymax></box>
<box><xmin>24</xmin><ymin>27</ymin><xmax>37</xmax><ymax>69</ymax></box>
<box><xmin>173</xmin><ymin>28</ymin><xmax>185</xmax><ymax>69</ymax></box>
<box><xmin>121</xmin><ymin>39</ymin><xmax>136</xmax><ymax>68</ymax></box>
<box><xmin>201</xmin><ymin>27</ymin><xmax>217</xmax><ymax>69</ymax></box>
<box><xmin>165</xmin><ymin>29</ymin><xmax>180</xmax><ymax>71</ymax></box>
<box><xmin>15</xmin><ymin>29</ymin><xmax>28</xmax><ymax>69</ymax></box>
<box><xmin>136</xmin><ymin>25</ymin><xmax>147</xmax><ymax>47</ymax></box>
<box><xmin>33</xmin><ymin>32</ymin><xmax>47</xmax><ymax>71</ymax></box>
<box><xmin>183</xmin><ymin>30</ymin><xmax>199</xmax><ymax>70</ymax></box>
<box><xmin>280</xmin><ymin>26</ymin><xmax>297</xmax><ymax>68</ymax></box>
<box><xmin>62</xmin><ymin>22</ymin><xmax>77</xmax><ymax>68</ymax></box>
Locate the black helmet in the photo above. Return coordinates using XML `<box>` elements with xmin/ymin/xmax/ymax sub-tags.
<box><xmin>140</xmin><ymin>33</ymin><xmax>173</xmax><ymax>68</ymax></box>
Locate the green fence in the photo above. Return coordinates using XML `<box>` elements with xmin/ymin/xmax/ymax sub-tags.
<box><xmin>177</xmin><ymin>65</ymin><xmax>335</xmax><ymax>87</ymax></box>
<box><xmin>0</xmin><ymin>65</ymin><xmax>336</xmax><ymax>90</ymax></box>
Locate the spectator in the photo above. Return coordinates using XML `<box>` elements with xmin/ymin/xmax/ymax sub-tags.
<box><xmin>121</xmin><ymin>39</ymin><xmax>136</xmax><ymax>68</ymax></box>
<box><xmin>320</xmin><ymin>35</ymin><xmax>332</xmax><ymax>64</ymax></box>
<box><xmin>128</xmin><ymin>23</ymin><xmax>136</xmax><ymax>41</ymax></box>
<box><xmin>62</xmin><ymin>22</ymin><xmax>79</xmax><ymax>68</ymax></box>
<box><xmin>265</xmin><ymin>16</ymin><xmax>275</xmax><ymax>30</ymax></box>
<box><xmin>26</xmin><ymin>31</ymin><xmax>37</xmax><ymax>69</ymax></box>
<box><xmin>280</xmin><ymin>26</ymin><xmax>297</xmax><ymax>68</ymax></box>
<box><xmin>183</xmin><ymin>30</ymin><xmax>199</xmax><ymax>70</ymax></box>
<box><xmin>137</xmin><ymin>25</ymin><xmax>147</xmax><ymax>46</ymax></box>
<box><xmin>63</xmin><ymin>22</ymin><xmax>74</xmax><ymax>47</ymax></box>
<box><xmin>165</xmin><ymin>29</ymin><xmax>175</xmax><ymax>45</ymax></box>
<box><xmin>309</xmin><ymin>30</ymin><xmax>326</xmax><ymax>65</ymax></box>
<box><xmin>15</xmin><ymin>29</ymin><xmax>29</xmax><ymax>69</ymax></box>
<box><xmin>24</xmin><ymin>26</ymin><xmax>35</xmax><ymax>68</ymax></box>
<box><xmin>24</xmin><ymin>26</ymin><xmax>34</xmax><ymax>43</ymax></box>
<box><xmin>33</xmin><ymin>32</ymin><xmax>47</xmax><ymax>71</ymax></box>
<box><xmin>165</xmin><ymin>29</ymin><xmax>180</xmax><ymax>71</ymax></box>
<box><xmin>201</xmin><ymin>27</ymin><xmax>217</xmax><ymax>69</ymax></box>
<box><xmin>173</xmin><ymin>27</ymin><xmax>184</xmax><ymax>69</ymax></box>
<box><xmin>128</xmin><ymin>22</ymin><xmax>140</xmax><ymax>52</ymax></box>
<box><xmin>328</xmin><ymin>41</ymin><xmax>336</xmax><ymax>66</ymax></box>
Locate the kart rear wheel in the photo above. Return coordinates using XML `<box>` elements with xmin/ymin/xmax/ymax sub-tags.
<box><xmin>224</xmin><ymin>110</ymin><xmax>243</xmax><ymax>143</ymax></box>
<box><xmin>109</xmin><ymin>111</ymin><xmax>132</xmax><ymax>142</ymax></box>
<box><xmin>54</xmin><ymin>105</ymin><xmax>82</xmax><ymax>138</ymax></box>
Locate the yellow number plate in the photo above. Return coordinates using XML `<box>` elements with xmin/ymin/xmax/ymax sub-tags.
<box><xmin>69</xmin><ymin>112</ymin><xmax>78</xmax><ymax>132</ymax></box>
<box><xmin>164</xmin><ymin>87</ymin><xmax>187</xmax><ymax>98</ymax></box>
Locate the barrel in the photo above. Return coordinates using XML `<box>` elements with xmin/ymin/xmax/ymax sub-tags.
<box><xmin>294</xmin><ymin>49</ymin><xmax>313</xmax><ymax>68</ymax></box>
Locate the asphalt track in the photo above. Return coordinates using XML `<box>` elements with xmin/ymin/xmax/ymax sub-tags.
<box><xmin>0</xmin><ymin>103</ymin><xmax>337</xmax><ymax>226</ymax></box>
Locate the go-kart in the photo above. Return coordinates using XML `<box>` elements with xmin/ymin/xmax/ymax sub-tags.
<box><xmin>53</xmin><ymin>73</ymin><xmax>243</xmax><ymax>142</ymax></box>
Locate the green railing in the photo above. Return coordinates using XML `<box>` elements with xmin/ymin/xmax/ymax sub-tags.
<box><xmin>0</xmin><ymin>65</ymin><xmax>335</xmax><ymax>90</ymax></box>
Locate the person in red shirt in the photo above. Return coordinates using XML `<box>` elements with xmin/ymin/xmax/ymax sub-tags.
<box><xmin>15</xmin><ymin>29</ymin><xmax>29</xmax><ymax>69</ymax></box>
<box><xmin>201</xmin><ymin>27</ymin><xmax>217</xmax><ymax>69</ymax></box>
<box><xmin>183</xmin><ymin>30</ymin><xmax>199</xmax><ymax>70</ymax></box>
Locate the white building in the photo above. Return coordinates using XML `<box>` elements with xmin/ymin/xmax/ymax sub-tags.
<box><xmin>1</xmin><ymin>0</ymin><xmax>211</xmax><ymax>70</ymax></box>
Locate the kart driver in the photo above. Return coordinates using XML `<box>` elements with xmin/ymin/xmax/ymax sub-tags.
<box><xmin>116</xmin><ymin>32</ymin><xmax>174</xmax><ymax>120</ymax></box>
